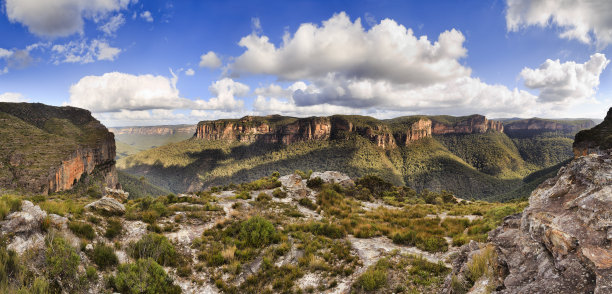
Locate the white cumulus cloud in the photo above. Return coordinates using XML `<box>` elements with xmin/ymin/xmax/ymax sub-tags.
<box><xmin>231</xmin><ymin>12</ymin><xmax>470</xmax><ymax>85</ymax></box>
<box><xmin>520</xmin><ymin>53</ymin><xmax>610</xmax><ymax>103</ymax></box>
<box><xmin>5</xmin><ymin>0</ymin><xmax>136</xmax><ymax>38</ymax></box>
<box><xmin>199</xmin><ymin>51</ymin><xmax>222</xmax><ymax>69</ymax></box>
<box><xmin>193</xmin><ymin>78</ymin><xmax>248</xmax><ymax>111</ymax></box>
<box><xmin>0</xmin><ymin>92</ymin><xmax>29</xmax><ymax>102</ymax></box>
<box><xmin>69</xmin><ymin>72</ymin><xmax>247</xmax><ymax>114</ymax></box>
<box><xmin>69</xmin><ymin>71</ymin><xmax>190</xmax><ymax>112</ymax></box>
<box><xmin>140</xmin><ymin>11</ymin><xmax>153</xmax><ymax>22</ymax></box>
<box><xmin>185</xmin><ymin>68</ymin><xmax>195</xmax><ymax>76</ymax></box>
<box><xmin>506</xmin><ymin>0</ymin><xmax>612</xmax><ymax>47</ymax></box>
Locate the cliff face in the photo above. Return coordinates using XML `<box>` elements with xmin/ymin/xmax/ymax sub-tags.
<box><xmin>195</xmin><ymin>115</ymin><xmax>502</xmax><ymax>148</ymax></box>
<box><xmin>195</xmin><ymin>116</ymin><xmax>332</xmax><ymax>144</ymax></box>
<box><xmin>0</xmin><ymin>102</ymin><xmax>117</xmax><ymax>194</ymax></box>
<box><xmin>503</xmin><ymin>118</ymin><xmax>596</xmax><ymax>140</ymax></box>
<box><xmin>573</xmin><ymin>107</ymin><xmax>612</xmax><ymax>158</ymax></box>
<box><xmin>444</xmin><ymin>114</ymin><xmax>612</xmax><ymax>293</ymax></box>
<box><xmin>431</xmin><ymin>115</ymin><xmax>504</xmax><ymax>135</ymax></box>
<box><xmin>109</xmin><ymin>125</ymin><xmax>196</xmax><ymax>136</ymax></box>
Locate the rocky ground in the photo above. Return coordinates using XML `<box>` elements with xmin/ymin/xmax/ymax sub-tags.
<box><xmin>2</xmin><ymin>170</ymin><xmax>503</xmax><ymax>293</ymax></box>
<box><xmin>444</xmin><ymin>152</ymin><xmax>612</xmax><ymax>294</ymax></box>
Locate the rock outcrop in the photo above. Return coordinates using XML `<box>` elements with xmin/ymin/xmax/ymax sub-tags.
<box><xmin>85</xmin><ymin>196</ymin><xmax>126</xmax><ymax>215</ymax></box>
<box><xmin>491</xmin><ymin>152</ymin><xmax>611</xmax><ymax>293</ymax></box>
<box><xmin>573</xmin><ymin>107</ymin><xmax>612</xmax><ymax>158</ymax></box>
<box><xmin>195</xmin><ymin>114</ymin><xmax>503</xmax><ymax>149</ymax></box>
<box><xmin>504</xmin><ymin>117</ymin><xmax>595</xmax><ymax>138</ymax></box>
<box><xmin>109</xmin><ymin>124</ymin><xmax>196</xmax><ymax>136</ymax></box>
<box><xmin>431</xmin><ymin>115</ymin><xmax>504</xmax><ymax>135</ymax></box>
<box><xmin>444</xmin><ymin>112</ymin><xmax>612</xmax><ymax>294</ymax></box>
<box><xmin>0</xmin><ymin>102</ymin><xmax>118</xmax><ymax>194</ymax></box>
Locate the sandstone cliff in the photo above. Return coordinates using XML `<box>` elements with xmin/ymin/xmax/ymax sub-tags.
<box><xmin>0</xmin><ymin>102</ymin><xmax>117</xmax><ymax>194</ymax></box>
<box><xmin>195</xmin><ymin>114</ymin><xmax>503</xmax><ymax>149</ymax></box>
<box><xmin>503</xmin><ymin>117</ymin><xmax>595</xmax><ymax>138</ymax></box>
<box><xmin>430</xmin><ymin>115</ymin><xmax>504</xmax><ymax>135</ymax></box>
<box><xmin>109</xmin><ymin>124</ymin><xmax>196</xmax><ymax>136</ymax></box>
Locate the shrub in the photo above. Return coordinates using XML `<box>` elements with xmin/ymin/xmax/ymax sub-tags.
<box><xmin>256</xmin><ymin>192</ymin><xmax>271</xmax><ymax>202</ymax></box>
<box><xmin>68</xmin><ymin>221</ymin><xmax>95</xmax><ymax>240</ymax></box>
<box><xmin>356</xmin><ymin>259</ymin><xmax>388</xmax><ymax>291</ymax></box>
<box><xmin>417</xmin><ymin>235</ymin><xmax>448</xmax><ymax>253</ymax></box>
<box><xmin>0</xmin><ymin>244</ymin><xmax>20</xmax><ymax>287</ymax></box>
<box><xmin>355</xmin><ymin>175</ymin><xmax>393</xmax><ymax>198</ymax></box>
<box><xmin>306</xmin><ymin>177</ymin><xmax>324</xmax><ymax>189</ymax></box>
<box><xmin>45</xmin><ymin>236</ymin><xmax>80</xmax><ymax>289</ymax></box>
<box><xmin>392</xmin><ymin>230</ymin><xmax>418</xmax><ymax>246</ymax></box>
<box><xmin>238</xmin><ymin>216</ymin><xmax>279</xmax><ymax>248</ymax></box>
<box><xmin>272</xmin><ymin>188</ymin><xmax>287</xmax><ymax>199</ymax></box>
<box><xmin>92</xmin><ymin>243</ymin><xmax>119</xmax><ymax>270</ymax></box>
<box><xmin>86</xmin><ymin>266</ymin><xmax>97</xmax><ymax>280</ymax></box>
<box><xmin>306</xmin><ymin>222</ymin><xmax>345</xmax><ymax>239</ymax></box>
<box><xmin>112</xmin><ymin>258</ymin><xmax>181</xmax><ymax>294</ymax></box>
<box><xmin>0</xmin><ymin>195</ymin><xmax>21</xmax><ymax>220</ymax></box>
<box><xmin>235</xmin><ymin>191</ymin><xmax>251</xmax><ymax>200</ymax></box>
<box><xmin>105</xmin><ymin>219</ymin><xmax>123</xmax><ymax>239</ymax></box>
<box><xmin>298</xmin><ymin>198</ymin><xmax>317</xmax><ymax>210</ymax></box>
<box><xmin>129</xmin><ymin>233</ymin><xmax>179</xmax><ymax>266</ymax></box>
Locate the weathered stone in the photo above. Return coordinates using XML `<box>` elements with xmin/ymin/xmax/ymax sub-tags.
<box><xmin>444</xmin><ymin>151</ymin><xmax>612</xmax><ymax>294</ymax></box>
<box><xmin>0</xmin><ymin>201</ymin><xmax>46</xmax><ymax>234</ymax></box>
<box><xmin>105</xmin><ymin>187</ymin><xmax>129</xmax><ymax>203</ymax></box>
<box><xmin>310</xmin><ymin>171</ymin><xmax>354</xmax><ymax>188</ymax></box>
<box><xmin>85</xmin><ymin>196</ymin><xmax>125</xmax><ymax>215</ymax></box>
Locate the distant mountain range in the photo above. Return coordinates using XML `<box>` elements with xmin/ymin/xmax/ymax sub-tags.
<box><xmin>109</xmin><ymin>125</ymin><xmax>196</xmax><ymax>158</ymax></box>
<box><xmin>116</xmin><ymin>114</ymin><xmax>596</xmax><ymax>201</ymax></box>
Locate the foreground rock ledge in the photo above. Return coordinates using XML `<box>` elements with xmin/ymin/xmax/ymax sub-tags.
<box><xmin>446</xmin><ymin>152</ymin><xmax>612</xmax><ymax>293</ymax></box>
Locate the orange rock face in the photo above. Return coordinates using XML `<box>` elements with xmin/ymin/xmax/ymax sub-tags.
<box><xmin>48</xmin><ymin>136</ymin><xmax>117</xmax><ymax>193</ymax></box>
<box><xmin>195</xmin><ymin>114</ymin><xmax>504</xmax><ymax>149</ymax></box>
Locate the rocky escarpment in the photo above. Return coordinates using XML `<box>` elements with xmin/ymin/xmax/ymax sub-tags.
<box><xmin>504</xmin><ymin>117</ymin><xmax>595</xmax><ymax>138</ymax></box>
<box><xmin>431</xmin><ymin>115</ymin><xmax>504</xmax><ymax>135</ymax></box>
<box><xmin>573</xmin><ymin>107</ymin><xmax>612</xmax><ymax>158</ymax></box>
<box><xmin>195</xmin><ymin>114</ymin><xmax>503</xmax><ymax>149</ymax></box>
<box><xmin>0</xmin><ymin>102</ymin><xmax>118</xmax><ymax>194</ymax></box>
<box><xmin>444</xmin><ymin>114</ymin><xmax>612</xmax><ymax>293</ymax></box>
<box><xmin>109</xmin><ymin>124</ymin><xmax>196</xmax><ymax>136</ymax></box>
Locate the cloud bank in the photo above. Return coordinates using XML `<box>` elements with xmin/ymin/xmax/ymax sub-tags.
<box><xmin>5</xmin><ymin>0</ymin><xmax>136</xmax><ymax>38</ymax></box>
<box><xmin>506</xmin><ymin>0</ymin><xmax>612</xmax><ymax>47</ymax></box>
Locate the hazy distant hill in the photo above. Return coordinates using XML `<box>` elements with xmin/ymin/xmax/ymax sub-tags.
<box><xmin>117</xmin><ymin>114</ymin><xmax>594</xmax><ymax>201</ymax></box>
<box><xmin>109</xmin><ymin>125</ymin><xmax>196</xmax><ymax>158</ymax></box>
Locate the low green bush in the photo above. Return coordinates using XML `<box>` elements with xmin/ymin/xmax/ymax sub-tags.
<box><xmin>112</xmin><ymin>258</ymin><xmax>181</xmax><ymax>294</ymax></box>
<box><xmin>46</xmin><ymin>236</ymin><xmax>80</xmax><ymax>291</ymax></box>
<box><xmin>272</xmin><ymin>188</ymin><xmax>287</xmax><ymax>198</ymax></box>
<box><xmin>298</xmin><ymin>198</ymin><xmax>317</xmax><ymax>210</ymax></box>
<box><xmin>105</xmin><ymin>219</ymin><xmax>123</xmax><ymax>239</ymax></box>
<box><xmin>306</xmin><ymin>177</ymin><xmax>324</xmax><ymax>189</ymax></box>
<box><xmin>256</xmin><ymin>192</ymin><xmax>271</xmax><ymax>202</ymax></box>
<box><xmin>92</xmin><ymin>243</ymin><xmax>118</xmax><ymax>270</ymax></box>
<box><xmin>237</xmin><ymin>216</ymin><xmax>280</xmax><ymax>248</ymax></box>
<box><xmin>129</xmin><ymin>233</ymin><xmax>179</xmax><ymax>266</ymax></box>
<box><xmin>356</xmin><ymin>258</ymin><xmax>388</xmax><ymax>291</ymax></box>
<box><xmin>68</xmin><ymin>221</ymin><xmax>95</xmax><ymax>239</ymax></box>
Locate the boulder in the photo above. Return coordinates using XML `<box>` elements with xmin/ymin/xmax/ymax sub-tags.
<box><xmin>0</xmin><ymin>200</ymin><xmax>46</xmax><ymax>234</ymax></box>
<box><xmin>309</xmin><ymin>171</ymin><xmax>354</xmax><ymax>187</ymax></box>
<box><xmin>104</xmin><ymin>187</ymin><xmax>129</xmax><ymax>203</ymax></box>
<box><xmin>444</xmin><ymin>152</ymin><xmax>612</xmax><ymax>293</ymax></box>
<box><xmin>85</xmin><ymin>196</ymin><xmax>125</xmax><ymax>215</ymax></box>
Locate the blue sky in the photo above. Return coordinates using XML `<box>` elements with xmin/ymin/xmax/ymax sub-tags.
<box><xmin>0</xmin><ymin>0</ymin><xmax>611</xmax><ymax>126</ymax></box>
